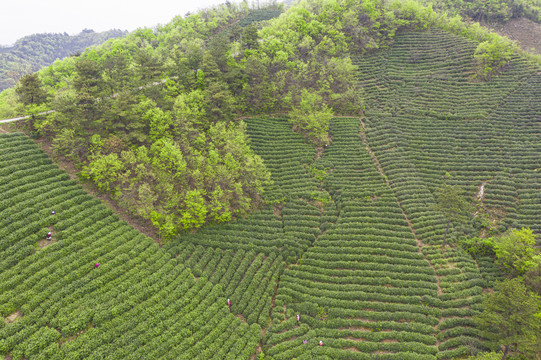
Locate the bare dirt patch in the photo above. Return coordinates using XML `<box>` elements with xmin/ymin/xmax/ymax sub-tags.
<box><xmin>343</xmin><ymin>346</ymin><xmax>361</xmax><ymax>352</ymax></box>
<box><xmin>37</xmin><ymin>225</ymin><xmax>56</xmax><ymax>249</ymax></box>
<box><xmin>481</xmin><ymin>17</ymin><xmax>541</xmax><ymax>55</ymax></box>
<box><xmin>341</xmin><ymin>326</ymin><xmax>372</xmax><ymax>332</ymax></box>
<box><xmin>273</xmin><ymin>205</ymin><xmax>283</xmax><ymax>218</ymax></box>
<box><xmin>237</xmin><ymin>313</ymin><xmax>247</xmax><ymax>323</ymax></box>
<box><xmin>372</xmin><ymin>350</ymin><xmax>393</xmax><ymax>355</ymax></box>
<box><xmin>477</xmin><ymin>181</ymin><xmax>487</xmax><ymax>203</ymax></box>
<box><xmin>381</xmin><ymin>338</ymin><xmax>399</xmax><ymax>343</ymax></box>
<box><xmin>37</xmin><ymin>238</ymin><xmax>54</xmax><ymax>248</ymax></box>
<box><xmin>58</xmin><ymin>323</ymin><xmax>93</xmax><ymax>345</ymax></box>
<box><xmin>4</xmin><ymin>310</ymin><xmax>22</xmax><ymax>323</ymax></box>
<box><xmin>345</xmin><ymin>336</ymin><xmax>367</xmax><ymax>342</ymax></box>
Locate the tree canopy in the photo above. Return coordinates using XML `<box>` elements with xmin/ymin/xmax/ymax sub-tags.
<box><xmin>432</xmin><ymin>183</ymin><xmax>474</xmax><ymax>247</ymax></box>
<box><xmin>475</xmin><ymin>278</ymin><xmax>541</xmax><ymax>359</ymax></box>
<box><xmin>494</xmin><ymin>227</ymin><xmax>541</xmax><ymax>277</ymax></box>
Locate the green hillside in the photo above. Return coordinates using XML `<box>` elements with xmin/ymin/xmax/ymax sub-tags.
<box><xmin>0</xmin><ymin>29</ymin><xmax>127</xmax><ymax>91</ymax></box>
<box><xmin>0</xmin><ymin>133</ymin><xmax>260</xmax><ymax>359</ymax></box>
<box><xmin>1</xmin><ymin>0</ymin><xmax>540</xmax><ymax>359</ymax></box>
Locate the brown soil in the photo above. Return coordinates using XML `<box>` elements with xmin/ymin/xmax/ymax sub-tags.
<box><xmin>33</xmin><ymin>138</ymin><xmax>159</xmax><ymax>243</ymax></box>
<box><xmin>273</xmin><ymin>205</ymin><xmax>283</xmax><ymax>218</ymax></box>
<box><xmin>58</xmin><ymin>323</ymin><xmax>93</xmax><ymax>345</ymax></box>
<box><xmin>345</xmin><ymin>336</ymin><xmax>367</xmax><ymax>342</ymax></box>
<box><xmin>4</xmin><ymin>310</ymin><xmax>22</xmax><ymax>323</ymax></box>
<box><xmin>37</xmin><ymin>238</ymin><xmax>54</xmax><ymax>248</ymax></box>
<box><xmin>381</xmin><ymin>338</ymin><xmax>399</xmax><ymax>343</ymax></box>
<box><xmin>237</xmin><ymin>313</ymin><xmax>247</xmax><ymax>323</ymax></box>
<box><xmin>341</xmin><ymin>326</ymin><xmax>372</xmax><ymax>332</ymax></box>
<box><xmin>37</xmin><ymin>225</ymin><xmax>56</xmax><ymax>248</ymax></box>
<box><xmin>343</xmin><ymin>346</ymin><xmax>361</xmax><ymax>351</ymax></box>
<box><xmin>481</xmin><ymin>18</ymin><xmax>541</xmax><ymax>55</ymax></box>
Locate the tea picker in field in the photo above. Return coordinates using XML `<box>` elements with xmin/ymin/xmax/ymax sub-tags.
<box><xmin>227</xmin><ymin>298</ymin><xmax>231</xmax><ymax>309</ymax></box>
<box><xmin>296</xmin><ymin>314</ymin><xmax>300</xmax><ymax>323</ymax></box>
<box><xmin>46</xmin><ymin>232</ymin><xmax>52</xmax><ymax>240</ymax></box>
<box><xmin>94</xmin><ymin>263</ymin><xmax>100</xmax><ymax>269</ymax></box>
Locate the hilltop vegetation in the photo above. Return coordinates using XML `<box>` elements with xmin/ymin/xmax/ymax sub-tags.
<box><xmin>0</xmin><ymin>29</ymin><xmax>127</xmax><ymax>91</ymax></box>
<box><xmin>1</xmin><ymin>0</ymin><xmax>540</xmax><ymax>359</ymax></box>
<box><xmin>8</xmin><ymin>0</ymin><xmax>539</xmax><ymax>238</ymax></box>
<box><xmin>421</xmin><ymin>0</ymin><xmax>541</xmax><ymax>23</ymax></box>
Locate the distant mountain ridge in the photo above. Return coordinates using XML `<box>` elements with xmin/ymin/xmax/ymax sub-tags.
<box><xmin>0</xmin><ymin>28</ymin><xmax>127</xmax><ymax>91</ymax></box>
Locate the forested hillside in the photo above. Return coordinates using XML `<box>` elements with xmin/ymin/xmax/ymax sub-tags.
<box><xmin>0</xmin><ymin>29</ymin><xmax>127</xmax><ymax>91</ymax></box>
<box><xmin>1</xmin><ymin>0</ymin><xmax>540</xmax><ymax>359</ymax></box>
<box><xmin>421</xmin><ymin>0</ymin><xmax>541</xmax><ymax>23</ymax></box>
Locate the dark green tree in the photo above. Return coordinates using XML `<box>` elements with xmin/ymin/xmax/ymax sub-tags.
<box><xmin>15</xmin><ymin>73</ymin><xmax>48</xmax><ymax>107</ymax></box>
<box><xmin>241</xmin><ymin>24</ymin><xmax>260</xmax><ymax>50</ymax></box>
<box><xmin>475</xmin><ymin>278</ymin><xmax>541</xmax><ymax>360</ymax></box>
<box><xmin>15</xmin><ymin>73</ymin><xmax>48</xmax><ymax>130</ymax></box>
<box><xmin>524</xmin><ymin>265</ymin><xmax>541</xmax><ymax>296</ymax></box>
<box><xmin>73</xmin><ymin>58</ymin><xmax>103</xmax><ymax>127</ymax></box>
<box><xmin>432</xmin><ymin>183</ymin><xmax>473</xmax><ymax>248</ymax></box>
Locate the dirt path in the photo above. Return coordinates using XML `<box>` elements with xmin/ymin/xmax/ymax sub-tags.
<box><xmin>357</xmin><ymin>116</ymin><xmax>444</xmax><ymax>346</ymax></box>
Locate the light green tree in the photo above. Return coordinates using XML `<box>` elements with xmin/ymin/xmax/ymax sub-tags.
<box><xmin>494</xmin><ymin>227</ymin><xmax>541</xmax><ymax>277</ymax></box>
<box><xmin>289</xmin><ymin>88</ymin><xmax>333</xmax><ymax>145</ymax></box>
<box><xmin>474</xmin><ymin>38</ymin><xmax>514</xmax><ymax>80</ymax></box>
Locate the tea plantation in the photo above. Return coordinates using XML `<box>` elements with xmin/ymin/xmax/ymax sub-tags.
<box><xmin>1</xmin><ymin>28</ymin><xmax>540</xmax><ymax>359</ymax></box>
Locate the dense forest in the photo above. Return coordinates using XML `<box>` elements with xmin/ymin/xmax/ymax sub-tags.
<box><xmin>0</xmin><ymin>0</ymin><xmax>540</xmax><ymax>359</ymax></box>
<box><xmin>0</xmin><ymin>29</ymin><xmax>127</xmax><ymax>91</ymax></box>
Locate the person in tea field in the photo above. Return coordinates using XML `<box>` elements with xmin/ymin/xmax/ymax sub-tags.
<box><xmin>94</xmin><ymin>263</ymin><xmax>100</xmax><ymax>269</ymax></box>
<box><xmin>319</xmin><ymin>340</ymin><xmax>323</xmax><ymax>346</ymax></box>
<box><xmin>46</xmin><ymin>232</ymin><xmax>52</xmax><ymax>240</ymax></box>
<box><xmin>296</xmin><ymin>314</ymin><xmax>300</xmax><ymax>323</ymax></box>
<box><xmin>227</xmin><ymin>298</ymin><xmax>231</xmax><ymax>308</ymax></box>
<box><xmin>51</xmin><ymin>210</ymin><xmax>56</xmax><ymax>215</ymax></box>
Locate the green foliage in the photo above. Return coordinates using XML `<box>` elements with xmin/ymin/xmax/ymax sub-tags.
<box><xmin>288</xmin><ymin>89</ymin><xmax>333</xmax><ymax>145</ymax></box>
<box><xmin>15</xmin><ymin>73</ymin><xmax>48</xmax><ymax>107</ymax></box>
<box><xmin>459</xmin><ymin>236</ymin><xmax>496</xmax><ymax>258</ymax></box>
<box><xmin>474</xmin><ymin>38</ymin><xmax>515</xmax><ymax>79</ymax></box>
<box><xmin>524</xmin><ymin>265</ymin><xmax>541</xmax><ymax>296</ymax></box>
<box><xmin>494</xmin><ymin>227</ymin><xmax>541</xmax><ymax>277</ymax></box>
<box><xmin>466</xmin><ymin>351</ymin><xmax>502</xmax><ymax>360</ymax></box>
<box><xmin>432</xmin><ymin>183</ymin><xmax>474</xmax><ymax>246</ymax></box>
<box><xmin>433</xmin><ymin>184</ymin><xmax>473</xmax><ymax>223</ymax></box>
<box><xmin>81</xmin><ymin>153</ymin><xmax>125</xmax><ymax>193</ymax></box>
<box><xmin>475</xmin><ymin>278</ymin><xmax>541</xmax><ymax>359</ymax></box>
<box><xmin>421</xmin><ymin>0</ymin><xmax>541</xmax><ymax>24</ymax></box>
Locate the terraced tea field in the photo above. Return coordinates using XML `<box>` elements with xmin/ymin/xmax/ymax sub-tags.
<box><xmin>1</xmin><ymin>28</ymin><xmax>540</xmax><ymax>360</ymax></box>
<box><xmin>0</xmin><ymin>134</ymin><xmax>260</xmax><ymax>359</ymax></box>
<box><xmin>356</xmin><ymin>29</ymin><xmax>540</xmax><ymax>358</ymax></box>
